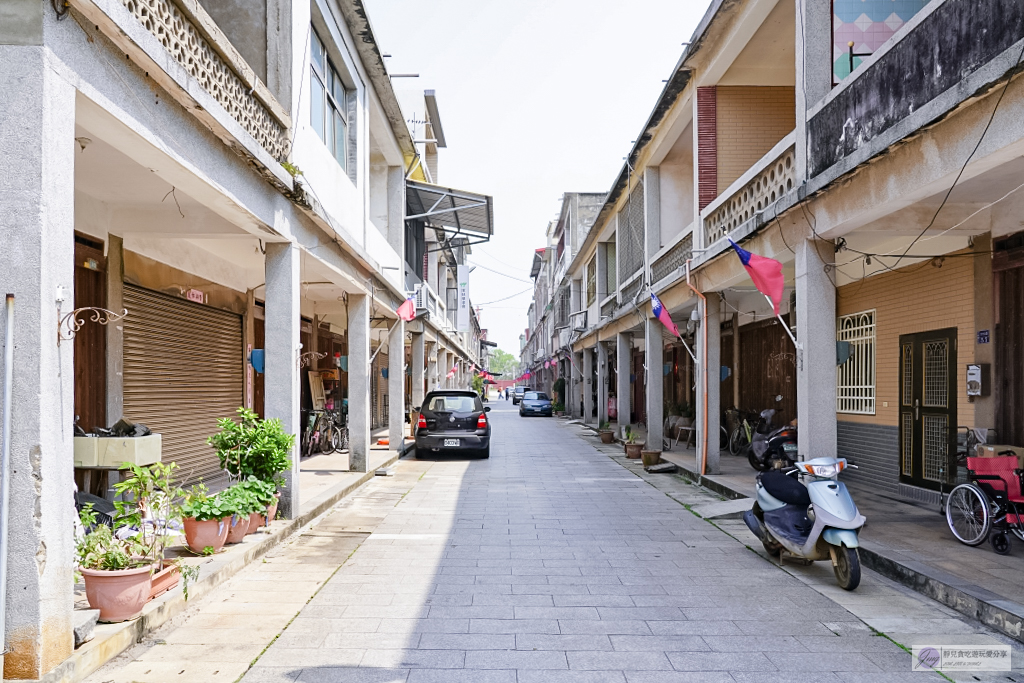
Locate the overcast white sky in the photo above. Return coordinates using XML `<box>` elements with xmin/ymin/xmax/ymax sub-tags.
<box><xmin>364</xmin><ymin>0</ymin><xmax>711</xmax><ymax>358</ymax></box>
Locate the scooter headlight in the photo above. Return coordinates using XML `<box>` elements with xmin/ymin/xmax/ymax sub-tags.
<box><xmin>798</xmin><ymin>461</ymin><xmax>845</xmax><ymax>477</ymax></box>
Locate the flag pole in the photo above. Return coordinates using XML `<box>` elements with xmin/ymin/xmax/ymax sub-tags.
<box><xmin>766</xmin><ymin>294</ymin><xmax>801</xmax><ymax>350</ymax></box>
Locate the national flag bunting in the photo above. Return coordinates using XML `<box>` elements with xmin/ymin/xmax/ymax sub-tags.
<box><xmin>650</xmin><ymin>293</ymin><xmax>679</xmax><ymax>338</ymax></box>
<box><xmin>396</xmin><ymin>295</ymin><xmax>416</xmax><ymax>322</ymax></box>
<box><xmin>727</xmin><ymin>239</ymin><xmax>785</xmax><ymax>315</ymax></box>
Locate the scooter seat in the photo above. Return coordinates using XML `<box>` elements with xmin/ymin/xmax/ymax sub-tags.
<box><xmin>760</xmin><ymin>470</ymin><xmax>811</xmax><ymax>506</ymax></box>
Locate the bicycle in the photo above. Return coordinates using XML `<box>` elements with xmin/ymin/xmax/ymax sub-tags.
<box><xmin>302</xmin><ymin>409</ymin><xmax>327</xmax><ymax>457</ymax></box>
<box><xmin>728</xmin><ymin>409</ymin><xmax>758</xmax><ymax>456</ymax></box>
<box><xmin>319</xmin><ymin>409</ymin><xmax>348</xmax><ymax>454</ymax></box>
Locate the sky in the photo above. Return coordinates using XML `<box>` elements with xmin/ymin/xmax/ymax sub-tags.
<box><xmin>364</xmin><ymin>0</ymin><xmax>711</xmax><ymax>356</ymax></box>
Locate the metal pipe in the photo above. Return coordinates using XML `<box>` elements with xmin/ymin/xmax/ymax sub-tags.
<box><xmin>0</xmin><ymin>294</ymin><xmax>15</xmax><ymax>664</ymax></box>
<box><xmin>684</xmin><ymin>262</ymin><xmax>708</xmax><ymax>475</ymax></box>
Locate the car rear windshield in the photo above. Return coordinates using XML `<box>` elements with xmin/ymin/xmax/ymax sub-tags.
<box><xmin>525</xmin><ymin>392</ymin><xmax>549</xmax><ymax>400</ymax></box>
<box><xmin>426</xmin><ymin>395</ymin><xmax>478</xmax><ymax>412</ymax></box>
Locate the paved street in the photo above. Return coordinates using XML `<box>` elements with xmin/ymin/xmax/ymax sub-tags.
<box><xmin>89</xmin><ymin>403</ymin><xmax>1024</xmax><ymax>682</ymax></box>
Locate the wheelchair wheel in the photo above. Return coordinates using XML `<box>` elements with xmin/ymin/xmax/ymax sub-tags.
<box><xmin>991</xmin><ymin>532</ymin><xmax>1011</xmax><ymax>555</ymax></box>
<box><xmin>945</xmin><ymin>483</ymin><xmax>991</xmax><ymax>546</ymax></box>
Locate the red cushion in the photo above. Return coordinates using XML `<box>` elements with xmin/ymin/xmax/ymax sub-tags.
<box><xmin>968</xmin><ymin>456</ymin><xmax>1022</xmax><ymax>499</ymax></box>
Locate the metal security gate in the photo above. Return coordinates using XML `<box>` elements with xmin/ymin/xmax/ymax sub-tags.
<box><xmin>123</xmin><ymin>285</ymin><xmax>244</xmax><ymax>484</ymax></box>
<box><xmin>899</xmin><ymin>328</ymin><xmax>957</xmax><ymax>490</ymax></box>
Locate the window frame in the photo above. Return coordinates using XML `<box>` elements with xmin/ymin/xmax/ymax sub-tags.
<box><xmin>310</xmin><ymin>29</ymin><xmax>350</xmax><ymax>172</ymax></box>
<box><xmin>836</xmin><ymin>309</ymin><xmax>876</xmax><ymax>415</ymax></box>
<box><xmin>586</xmin><ymin>254</ymin><xmax>597</xmax><ymax>306</ymax></box>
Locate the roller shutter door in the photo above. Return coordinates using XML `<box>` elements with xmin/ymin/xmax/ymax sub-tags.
<box><xmin>123</xmin><ymin>285</ymin><xmax>243</xmax><ymax>484</ymax></box>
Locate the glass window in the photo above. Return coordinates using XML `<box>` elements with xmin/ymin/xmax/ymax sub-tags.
<box><xmin>428</xmin><ymin>396</ymin><xmax>477</xmax><ymax>412</ymax></box>
<box><xmin>310</xmin><ymin>28</ymin><xmax>349</xmax><ymax>172</ymax></box>
<box><xmin>525</xmin><ymin>392</ymin><xmax>549</xmax><ymax>401</ymax></box>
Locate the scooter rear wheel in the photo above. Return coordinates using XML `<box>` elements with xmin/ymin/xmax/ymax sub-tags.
<box><xmin>747</xmin><ymin>449</ymin><xmax>766</xmax><ymax>472</ymax></box>
<box><xmin>833</xmin><ymin>546</ymin><xmax>861</xmax><ymax>591</ymax></box>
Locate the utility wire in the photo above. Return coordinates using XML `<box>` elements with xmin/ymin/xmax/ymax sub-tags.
<box><xmin>476</xmin><ymin>287</ymin><xmax>534</xmax><ymax>306</ymax></box>
<box><xmin>471</xmin><ymin>261</ymin><xmax>534</xmax><ymax>284</ymax></box>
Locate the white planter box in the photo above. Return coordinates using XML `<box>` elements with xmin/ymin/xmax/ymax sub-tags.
<box><xmin>74</xmin><ymin>435</ymin><xmax>162</xmax><ymax>468</ymax></box>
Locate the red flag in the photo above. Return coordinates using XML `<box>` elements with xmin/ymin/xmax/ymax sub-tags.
<box><xmin>728</xmin><ymin>239</ymin><xmax>785</xmax><ymax>315</ymax></box>
<box><xmin>650</xmin><ymin>293</ymin><xmax>679</xmax><ymax>338</ymax></box>
<box><xmin>396</xmin><ymin>296</ymin><xmax>416</xmax><ymax>322</ymax></box>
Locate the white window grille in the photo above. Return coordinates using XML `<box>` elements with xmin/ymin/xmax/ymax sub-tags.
<box><xmin>836</xmin><ymin>310</ymin><xmax>876</xmax><ymax>414</ymax></box>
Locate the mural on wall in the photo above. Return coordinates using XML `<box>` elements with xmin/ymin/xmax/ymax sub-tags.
<box><xmin>833</xmin><ymin>0</ymin><xmax>930</xmax><ymax>82</ymax></box>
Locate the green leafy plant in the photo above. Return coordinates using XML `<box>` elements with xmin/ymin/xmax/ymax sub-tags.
<box><xmin>624</xmin><ymin>425</ymin><xmax>637</xmax><ymax>444</ymax></box>
<box><xmin>217</xmin><ymin>481</ymin><xmax>269</xmax><ymax>517</ymax></box>
<box><xmin>112</xmin><ymin>461</ymin><xmax>185</xmax><ymax>569</ymax></box>
<box><xmin>179</xmin><ymin>484</ymin><xmax>236</xmax><ymax>522</ymax></box>
<box><xmin>76</xmin><ymin>505</ymin><xmax>151</xmax><ymax>574</ymax></box>
<box><xmin>208</xmin><ymin>407</ymin><xmax>294</xmax><ymax>487</ymax></box>
<box><xmin>281</xmin><ymin>161</ymin><xmax>304</xmax><ymax>178</ymax></box>
<box><xmin>678</xmin><ymin>402</ymin><xmax>695</xmax><ymax>419</ymax></box>
<box><xmin>599</xmin><ymin>421</ymin><xmax>611</xmax><ymax>431</ymax></box>
<box><xmin>180</xmin><ymin>563</ymin><xmax>200</xmax><ymax>600</ymax></box>
<box><xmin>552</xmin><ymin>402</ymin><xmax>565</xmax><ymax>412</ymax></box>
<box><xmin>471</xmin><ymin>374</ymin><xmax>484</xmax><ymax>395</ymax></box>
<box><xmin>552</xmin><ymin>378</ymin><xmax>565</xmax><ymax>404</ymax></box>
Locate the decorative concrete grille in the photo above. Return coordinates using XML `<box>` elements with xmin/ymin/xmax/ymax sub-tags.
<box><xmin>618</xmin><ymin>184</ymin><xmax>645</xmax><ymax>281</ymax></box>
<box><xmin>122</xmin><ymin>0</ymin><xmax>290</xmax><ymax>160</ymax></box>
<box><xmin>621</xmin><ymin>277</ymin><xmax>643</xmax><ymax>306</ymax></box>
<box><xmin>651</xmin><ymin>234</ymin><xmax>693</xmax><ymax>284</ymax></box>
<box><xmin>600</xmin><ymin>298</ymin><xmax>615</xmax><ymax>319</ymax></box>
<box><xmin>836</xmin><ymin>310</ymin><xmax>875</xmax><ymax>414</ymax></box>
<box><xmin>704</xmin><ymin>145</ymin><xmax>796</xmax><ymax>245</ymax></box>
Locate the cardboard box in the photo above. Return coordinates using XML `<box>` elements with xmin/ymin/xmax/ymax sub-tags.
<box><xmin>976</xmin><ymin>444</ymin><xmax>1024</xmax><ymax>469</ymax></box>
<box><xmin>73</xmin><ymin>435</ymin><xmax>162</xmax><ymax>468</ymax></box>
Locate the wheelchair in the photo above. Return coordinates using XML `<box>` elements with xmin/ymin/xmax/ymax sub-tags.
<box><xmin>945</xmin><ymin>454</ymin><xmax>1024</xmax><ymax>555</ymax></box>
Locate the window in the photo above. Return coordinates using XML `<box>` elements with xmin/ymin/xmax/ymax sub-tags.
<box><xmin>836</xmin><ymin>310</ymin><xmax>876</xmax><ymax>414</ymax></box>
<box><xmin>310</xmin><ymin>30</ymin><xmax>349</xmax><ymax>171</ymax></box>
<box><xmin>427</xmin><ymin>395</ymin><xmax>478</xmax><ymax>412</ymax></box>
<box><xmin>525</xmin><ymin>392</ymin><xmax>549</xmax><ymax>401</ymax></box>
<box><xmin>586</xmin><ymin>255</ymin><xmax>597</xmax><ymax>306</ymax></box>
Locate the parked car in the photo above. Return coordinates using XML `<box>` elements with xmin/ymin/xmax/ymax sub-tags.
<box><xmin>519</xmin><ymin>391</ymin><xmax>553</xmax><ymax>417</ymax></box>
<box><xmin>414</xmin><ymin>391</ymin><xmax>491</xmax><ymax>459</ymax></box>
<box><xmin>512</xmin><ymin>386</ymin><xmax>531</xmax><ymax>405</ymax></box>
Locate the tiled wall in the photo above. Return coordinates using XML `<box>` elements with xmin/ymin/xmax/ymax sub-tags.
<box><xmin>833</xmin><ymin>0</ymin><xmax>930</xmax><ymax>81</ymax></box>
<box><xmin>715</xmin><ymin>86</ymin><xmax>795</xmax><ymax>195</ymax></box>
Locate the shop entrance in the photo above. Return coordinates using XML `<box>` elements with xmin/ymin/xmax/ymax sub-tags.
<box><xmin>899</xmin><ymin>328</ymin><xmax>957</xmax><ymax>490</ymax></box>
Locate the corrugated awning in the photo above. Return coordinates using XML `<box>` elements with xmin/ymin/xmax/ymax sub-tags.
<box><xmin>406</xmin><ymin>180</ymin><xmax>493</xmax><ymax>239</ymax></box>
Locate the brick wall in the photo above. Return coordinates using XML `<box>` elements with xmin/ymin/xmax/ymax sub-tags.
<box><xmin>838</xmin><ymin>421</ymin><xmax>900</xmax><ymax>493</ymax></box>
<box><xmin>835</xmin><ymin>252</ymin><xmax>976</xmax><ymax>428</ymax></box>
<box><xmin>716</xmin><ymin>86</ymin><xmax>795</xmax><ymax>194</ymax></box>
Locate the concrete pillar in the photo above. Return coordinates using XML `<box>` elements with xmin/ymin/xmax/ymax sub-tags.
<box><xmin>697</xmin><ymin>292</ymin><xmax>722</xmax><ymax>474</ymax></box>
<box><xmin>571</xmin><ymin>351</ymin><xmax>583</xmax><ymax>419</ymax></box>
<box><xmin>426</xmin><ymin>342</ymin><xmax>438</xmax><ymax>395</ymax></box>
<box><xmin>411</xmin><ymin>332</ymin><xmax>425</xmax><ymax>409</ymax></box>
<box><xmin>795</xmin><ymin>0</ymin><xmax>834</xmax><ymax>181</ymax></box>
<box><xmin>616</xmin><ymin>333</ymin><xmax>631</xmax><ymax>433</ymax></box>
<box><xmin>243</xmin><ymin>289</ymin><xmax>256</xmax><ymax>410</ymax></box>
<box><xmin>264</xmin><ymin>242</ymin><xmax>302</xmax><ymax>517</ymax></box>
<box><xmin>796</xmin><ymin>239</ymin><xmax>837</xmax><ymax>459</ymax></box>
<box><xmin>645</xmin><ymin>318</ymin><xmax>664</xmax><ymax>450</ymax></box>
<box><xmin>732</xmin><ymin>312</ymin><xmax>740</xmax><ymax>409</ymax></box>
<box><xmin>348</xmin><ymin>294</ymin><xmax>371</xmax><ymax>472</ymax></box>
<box><xmin>582</xmin><ymin>347</ymin><xmax>594</xmax><ymax>424</ymax></box>
<box><xmin>0</xmin><ymin>50</ymin><xmax>76</xmax><ymax>678</ymax></box>
<box><xmin>388</xmin><ymin>319</ymin><xmax>405</xmax><ymax>453</ymax></box>
<box><xmin>597</xmin><ymin>342</ymin><xmax>609</xmax><ymax>425</ymax></box>
<box><xmin>105</xmin><ymin>234</ymin><xmax>124</xmax><ymax>422</ymax></box>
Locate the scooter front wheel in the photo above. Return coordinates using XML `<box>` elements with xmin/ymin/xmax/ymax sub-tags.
<box><xmin>832</xmin><ymin>546</ymin><xmax>861</xmax><ymax>591</ymax></box>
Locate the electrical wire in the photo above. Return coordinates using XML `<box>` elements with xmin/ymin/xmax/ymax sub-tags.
<box><xmin>476</xmin><ymin>287</ymin><xmax>534</xmax><ymax>306</ymax></box>
<box><xmin>471</xmin><ymin>261</ymin><xmax>534</xmax><ymax>284</ymax></box>
<box><xmin>888</xmin><ymin>39</ymin><xmax>1024</xmax><ymax>270</ymax></box>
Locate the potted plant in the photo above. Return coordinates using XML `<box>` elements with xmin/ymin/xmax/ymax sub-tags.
<box><xmin>112</xmin><ymin>461</ymin><xmax>187</xmax><ymax>600</ymax></box>
<box><xmin>553</xmin><ymin>402</ymin><xmax>565</xmax><ymax>417</ymax></box>
<box><xmin>623</xmin><ymin>426</ymin><xmax>643</xmax><ymax>459</ymax></box>
<box><xmin>76</xmin><ymin>505</ymin><xmax>154</xmax><ymax>623</ymax></box>
<box><xmin>552</xmin><ymin>377</ymin><xmax>565</xmax><ymax>406</ymax></box>
<box><xmin>219</xmin><ymin>480</ymin><xmax>273</xmax><ymax>542</ymax></box>
<box><xmin>641</xmin><ymin>450</ymin><xmax>662</xmax><ymax>468</ymax></box>
<box><xmin>598</xmin><ymin>421</ymin><xmax>615</xmax><ymax>444</ymax></box>
<box><xmin>179</xmin><ymin>485</ymin><xmax>234</xmax><ymax>554</ymax></box>
<box><xmin>208</xmin><ymin>408</ymin><xmax>294</xmax><ymax>515</ymax></box>
<box><xmin>678</xmin><ymin>402</ymin><xmax>695</xmax><ymax>429</ymax></box>
<box><xmin>236</xmin><ymin>476</ymin><xmax>278</xmax><ymax>534</ymax></box>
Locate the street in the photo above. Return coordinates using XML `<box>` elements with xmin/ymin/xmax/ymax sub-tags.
<box><xmin>85</xmin><ymin>404</ymin><xmax>1024</xmax><ymax>683</ymax></box>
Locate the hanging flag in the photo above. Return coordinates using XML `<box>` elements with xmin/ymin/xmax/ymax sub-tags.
<box><xmin>650</xmin><ymin>293</ymin><xmax>679</xmax><ymax>338</ymax></box>
<box><xmin>728</xmin><ymin>239</ymin><xmax>785</xmax><ymax>315</ymax></box>
<box><xmin>396</xmin><ymin>295</ymin><xmax>416</xmax><ymax>322</ymax></box>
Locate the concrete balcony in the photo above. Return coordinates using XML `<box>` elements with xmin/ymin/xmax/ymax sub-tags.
<box><xmin>702</xmin><ymin>133</ymin><xmax>796</xmax><ymax>246</ymax></box>
<box><xmin>78</xmin><ymin>0</ymin><xmax>292</xmax><ymax>170</ymax></box>
<box><xmin>651</xmin><ymin>228</ymin><xmax>693</xmax><ymax>287</ymax></box>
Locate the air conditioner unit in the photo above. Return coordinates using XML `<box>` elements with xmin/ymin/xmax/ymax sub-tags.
<box><xmin>573</xmin><ymin>311</ymin><xmax>588</xmax><ymax>331</ymax></box>
<box><xmin>414</xmin><ymin>284</ymin><xmax>427</xmax><ymax>310</ymax></box>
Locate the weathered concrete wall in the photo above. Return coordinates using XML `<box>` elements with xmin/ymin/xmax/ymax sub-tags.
<box><xmin>0</xmin><ymin>42</ymin><xmax>76</xmax><ymax>679</ymax></box>
<box><xmin>198</xmin><ymin>0</ymin><xmax>268</xmax><ymax>83</ymax></box>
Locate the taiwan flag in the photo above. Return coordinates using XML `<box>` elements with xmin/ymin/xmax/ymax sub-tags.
<box><xmin>650</xmin><ymin>293</ymin><xmax>679</xmax><ymax>338</ymax></box>
<box><xmin>396</xmin><ymin>295</ymin><xmax>416</xmax><ymax>322</ymax></box>
<box><xmin>728</xmin><ymin>239</ymin><xmax>785</xmax><ymax>315</ymax></box>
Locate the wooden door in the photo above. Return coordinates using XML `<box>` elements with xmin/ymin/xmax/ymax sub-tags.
<box><xmin>899</xmin><ymin>328</ymin><xmax>957</xmax><ymax>490</ymax></box>
<box><xmin>73</xmin><ymin>236</ymin><xmax>106</xmax><ymax>432</ymax></box>
<box><xmin>995</xmin><ymin>246</ymin><xmax>1024</xmax><ymax>445</ymax></box>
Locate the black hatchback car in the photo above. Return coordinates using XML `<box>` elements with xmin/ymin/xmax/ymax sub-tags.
<box><xmin>414</xmin><ymin>391</ymin><xmax>491</xmax><ymax>459</ymax></box>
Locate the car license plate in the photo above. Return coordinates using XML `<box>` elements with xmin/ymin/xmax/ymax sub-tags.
<box><xmin>783</xmin><ymin>443</ymin><xmax>798</xmax><ymax>452</ymax></box>
<box><xmin>443</xmin><ymin>438</ymin><xmax>459</xmax><ymax>447</ymax></box>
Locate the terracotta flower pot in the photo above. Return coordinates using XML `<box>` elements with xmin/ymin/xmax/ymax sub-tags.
<box><xmin>149</xmin><ymin>563</ymin><xmax>180</xmax><ymax>601</ymax></box>
<box><xmin>183</xmin><ymin>517</ymin><xmax>229</xmax><ymax>554</ymax></box>
<box><xmin>265</xmin><ymin>493</ymin><xmax>280</xmax><ymax>526</ymax></box>
<box><xmin>225</xmin><ymin>514</ymin><xmax>251</xmax><ymax>544</ymax></box>
<box><xmin>641</xmin><ymin>450</ymin><xmax>662</xmax><ymax>468</ymax></box>
<box><xmin>599</xmin><ymin>431</ymin><xmax>615</xmax><ymax>444</ymax></box>
<box><xmin>625</xmin><ymin>443</ymin><xmax>643</xmax><ymax>459</ymax></box>
<box><xmin>81</xmin><ymin>565</ymin><xmax>155</xmax><ymax>623</ymax></box>
<box><xmin>247</xmin><ymin>510</ymin><xmax>264</xmax><ymax>534</ymax></box>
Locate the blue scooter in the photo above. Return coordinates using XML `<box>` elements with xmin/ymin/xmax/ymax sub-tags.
<box><xmin>744</xmin><ymin>457</ymin><xmax>866</xmax><ymax>590</ymax></box>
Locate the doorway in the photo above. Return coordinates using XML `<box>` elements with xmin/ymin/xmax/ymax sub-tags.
<box><xmin>898</xmin><ymin>328</ymin><xmax>957</xmax><ymax>490</ymax></box>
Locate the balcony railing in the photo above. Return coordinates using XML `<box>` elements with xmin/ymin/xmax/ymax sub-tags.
<box><xmin>651</xmin><ymin>231</ymin><xmax>693</xmax><ymax>285</ymax></box>
<box><xmin>702</xmin><ymin>134</ymin><xmax>796</xmax><ymax>246</ymax></box>
<box><xmin>600</xmin><ymin>295</ymin><xmax>616</xmax><ymax>320</ymax></box>
<box><xmin>119</xmin><ymin>0</ymin><xmax>291</xmax><ymax>160</ymax></box>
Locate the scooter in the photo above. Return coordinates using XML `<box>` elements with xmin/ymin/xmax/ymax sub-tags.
<box><xmin>743</xmin><ymin>457</ymin><xmax>866</xmax><ymax>590</ymax></box>
<box><xmin>747</xmin><ymin>409</ymin><xmax>798</xmax><ymax>472</ymax></box>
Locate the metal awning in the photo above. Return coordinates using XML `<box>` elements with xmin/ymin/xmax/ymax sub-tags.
<box><xmin>406</xmin><ymin>180</ymin><xmax>493</xmax><ymax>240</ymax></box>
